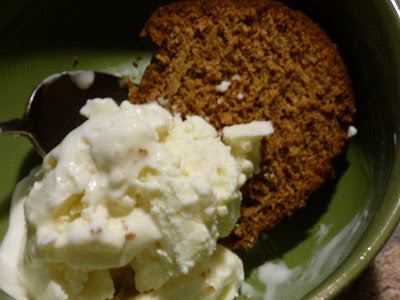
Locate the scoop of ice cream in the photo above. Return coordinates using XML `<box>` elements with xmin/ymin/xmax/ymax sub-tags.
<box><xmin>0</xmin><ymin>98</ymin><xmax>273</xmax><ymax>300</ymax></box>
<box><xmin>0</xmin><ymin>174</ymin><xmax>243</xmax><ymax>300</ymax></box>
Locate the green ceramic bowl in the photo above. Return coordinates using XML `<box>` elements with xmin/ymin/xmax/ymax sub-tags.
<box><xmin>1</xmin><ymin>0</ymin><xmax>400</xmax><ymax>299</ymax></box>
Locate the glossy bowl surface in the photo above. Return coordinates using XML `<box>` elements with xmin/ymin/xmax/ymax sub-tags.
<box><xmin>0</xmin><ymin>0</ymin><xmax>400</xmax><ymax>299</ymax></box>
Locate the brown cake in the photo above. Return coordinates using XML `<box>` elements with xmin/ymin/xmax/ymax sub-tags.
<box><xmin>129</xmin><ymin>0</ymin><xmax>355</xmax><ymax>249</ymax></box>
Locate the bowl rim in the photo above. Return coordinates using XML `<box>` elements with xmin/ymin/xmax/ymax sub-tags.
<box><xmin>308</xmin><ymin>0</ymin><xmax>400</xmax><ymax>298</ymax></box>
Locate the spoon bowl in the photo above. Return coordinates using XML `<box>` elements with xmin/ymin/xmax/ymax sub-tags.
<box><xmin>0</xmin><ymin>71</ymin><xmax>128</xmax><ymax>156</ymax></box>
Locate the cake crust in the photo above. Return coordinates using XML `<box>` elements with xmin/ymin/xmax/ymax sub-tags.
<box><xmin>129</xmin><ymin>0</ymin><xmax>355</xmax><ymax>249</ymax></box>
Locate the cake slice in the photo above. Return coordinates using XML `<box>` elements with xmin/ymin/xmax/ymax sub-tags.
<box><xmin>129</xmin><ymin>0</ymin><xmax>355</xmax><ymax>249</ymax></box>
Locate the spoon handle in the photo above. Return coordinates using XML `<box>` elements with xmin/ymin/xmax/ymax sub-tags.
<box><xmin>0</xmin><ymin>118</ymin><xmax>32</xmax><ymax>136</ymax></box>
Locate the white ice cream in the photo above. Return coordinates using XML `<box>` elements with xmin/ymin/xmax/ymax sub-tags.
<box><xmin>0</xmin><ymin>98</ymin><xmax>274</xmax><ymax>300</ymax></box>
<box><xmin>130</xmin><ymin>245</ymin><xmax>244</xmax><ymax>300</ymax></box>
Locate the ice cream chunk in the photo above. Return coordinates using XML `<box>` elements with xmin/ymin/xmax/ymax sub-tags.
<box><xmin>129</xmin><ymin>245</ymin><xmax>243</xmax><ymax>300</ymax></box>
<box><xmin>0</xmin><ymin>98</ymin><xmax>274</xmax><ymax>300</ymax></box>
<box><xmin>223</xmin><ymin>121</ymin><xmax>274</xmax><ymax>176</ymax></box>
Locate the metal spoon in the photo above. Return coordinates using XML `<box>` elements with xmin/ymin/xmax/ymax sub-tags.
<box><xmin>0</xmin><ymin>71</ymin><xmax>129</xmax><ymax>157</ymax></box>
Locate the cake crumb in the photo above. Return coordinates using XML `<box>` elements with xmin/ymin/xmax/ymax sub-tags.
<box><xmin>205</xmin><ymin>285</ymin><xmax>216</xmax><ymax>292</ymax></box>
<box><xmin>72</xmin><ymin>56</ymin><xmax>80</xmax><ymax>67</ymax></box>
<box><xmin>217</xmin><ymin>98</ymin><xmax>225</xmax><ymax>104</ymax></box>
<box><xmin>122</xmin><ymin>220</ymin><xmax>128</xmax><ymax>231</ymax></box>
<box><xmin>237</xmin><ymin>93</ymin><xmax>244</xmax><ymax>100</ymax></box>
<box><xmin>125</xmin><ymin>233</ymin><xmax>136</xmax><ymax>240</ymax></box>
<box><xmin>139</xmin><ymin>148</ymin><xmax>148</xmax><ymax>155</ymax></box>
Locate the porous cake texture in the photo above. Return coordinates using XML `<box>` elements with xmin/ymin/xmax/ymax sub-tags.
<box><xmin>129</xmin><ymin>0</ymin><xmax>355</xmax><ymax>249</ymax></box>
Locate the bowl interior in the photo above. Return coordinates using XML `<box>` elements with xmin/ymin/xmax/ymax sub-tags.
<box><xmin>1</xmin><ymin>0</ymin><xmax>400</xmax><ymax>299</ymax></box>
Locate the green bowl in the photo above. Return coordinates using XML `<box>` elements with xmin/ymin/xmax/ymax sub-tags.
<box><xmin>1</xmin><ymin>0</ymin><xmax>399</xmax><ymax>299</ymax></box>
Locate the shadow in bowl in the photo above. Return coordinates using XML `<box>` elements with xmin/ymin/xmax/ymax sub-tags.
<box><xmin>0</xmin><ymin>150</ymin><xmax>41</xmax><ymax>219</ymax></box>
<box><xmin>237</xmin><ymin>157</ymin><xmax>349</xmax><ymax>278</ymax></box>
